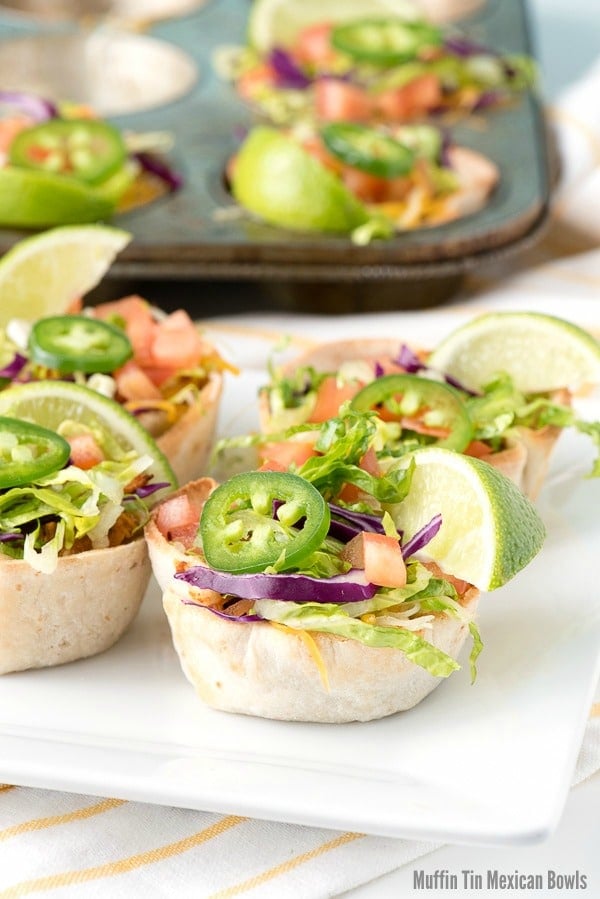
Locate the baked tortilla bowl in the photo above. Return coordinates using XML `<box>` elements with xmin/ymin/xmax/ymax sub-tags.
<box><xmin>155</xmin><ymin>371</ymin><xmax>223</xmax><ymax>486</ymax></box>
<box><xmin>146</xmin><ymin>478</ymin><xmax>480</xmax><ymax>724</ymax></box>
<box><xmin>0</xmin><ymin>537</ymin><xmax>151</xmax><ymax>675</ymax></box>
<box><xmin>261</xmin><ymin>337</ymin><xmax>566</xmax><ymax>500</ymax></box>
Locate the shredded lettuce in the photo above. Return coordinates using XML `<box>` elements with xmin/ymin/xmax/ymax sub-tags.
<box><xmin>0</xmin><ymin>456</ymin><xmax>152</xmax><ymax>573</ymax></box>
<box><xmin>254</xmin><ymin>598</ymin><xmax>460</xmax><ymax>678</ymax></box>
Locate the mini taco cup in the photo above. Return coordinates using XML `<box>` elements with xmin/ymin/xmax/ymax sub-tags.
<box><xmin>146</xmin><ymin>478</ymin><xmax>479</xmax><ymax>724</ymax></box>
<box><xmin>0</xmin><ymin>537</ymin><xmax>150</xmax><ymax>675</ymax></box>
<box><xmin>261</xmin><ymin>337</ymin><xmax>567</xmax><ymax>499</ymax></box>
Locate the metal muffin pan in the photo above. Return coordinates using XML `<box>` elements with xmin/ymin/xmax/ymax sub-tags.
<box><xmin>0</xmin><ymin>0</ymin><xmax>551</xmax><ymax>299</ymax></box>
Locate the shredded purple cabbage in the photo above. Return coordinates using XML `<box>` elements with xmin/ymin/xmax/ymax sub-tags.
<box><xmin>0</xmin><ymin>90</ymin><xmax>57</xmax><ymax>122</ymax></box>
<box><xmin>176</xmin><ymin>565</ymin><xmax>377</xmax><ymax>603</ymax></box>
<box><xmin>472</xmin><ymin>89</ymin><xmax>505</xmax><ymax>111</ymax></box>
<box><xmin>181</xmin><ymin>598</ymin><xmax>260</xmax><ymax>622</ymax></box>
<box><xmin>268</xmin><ymin>47</ymin><xmax>311</xmax><ymax>89</ymax></box>
<box><xmin>135</xmin><ymin>152</ymin><xmax>183</xmax><ymax>192</ymax></box>
<box><xmin>401</xmin><ymin>514</ymin><xmax>442</xmax><ymax>559</ymax></box>
<box><xmin>0</xmin><ymin>532</ymin><xmax>24</xmax><ymax>542</ymax></box>
<box><xmin>443</xmin><ymin>35</ymin><xmax>495</xmax><ymax>58</ymax></box>
<box><xmin>395</xmin><ymin>344</ymin><xmax>425</xmax><ymax>374</ymax></box>
<box><xmin>328</xmin><ymin>503</ymin><xmax>386</xmax><ymax>535</ymax></box>
<box><xmin>373</xmin><ymin>361</ymin><xmax>385</xmax><ymax>378</ymax></box>
<box><xmin>133</xmin><ymin>481</ymin><xmax>172</xmax><ymax>499</ymax></box>
<box><xmin>0</xmin><ymin>353</ymin><xmax>28</xmax><ymax>380</ymax></box>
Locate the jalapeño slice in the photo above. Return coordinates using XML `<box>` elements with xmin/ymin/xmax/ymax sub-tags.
<box><xmin>0</xmin><ymin>416</ymin><xmax>70</xmax><ymax>488</ymax></box>
<box><xmin>351</xmin><ymin>374</ymin><xmax>473</xmax><ymax>451</ymax></box>
<box><xmin>320</xmin><ymin>123</ymin><xmax>415</xmax><ymax>178</ymax></box>
<box><xmin>9</xmin><ymin>119</ymin><xmax>127</xmax><ymax>186</ymax></box>
<box><xmin>200</xmin><ymin>471</ymin><xmax>330</xmax><ymax>574</ymax></box>
<box><xmin>28</xmin><ymin>315</ymin><xmax>133</xmax><ymax>375</ymax></box>
<box><xmin>330</xmin><ymin>18</ymin><xmax>442</xmax><ymax>66</ymax></box>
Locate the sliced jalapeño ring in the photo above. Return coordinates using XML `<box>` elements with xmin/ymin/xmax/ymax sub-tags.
<box><xmin>200</xmin><ymin>471</ymin><xmax>330</xmax><ymax>575</ymax></box>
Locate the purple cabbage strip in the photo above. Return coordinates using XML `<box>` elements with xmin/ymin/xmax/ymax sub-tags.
<box><xmin>181</xmin><ymin>598</ymin><xmax>261</xmax><ymax>622</ymax></box>
<box><xmin>133</xmin><ymin>481</ymin><xmax>172</xmax><ymax>499</ymax></box>
<box><xmin>0</xmin><ymin>90</ymin><xmax>57</xmax><ymax>122</ymax></box>
<box><xmin>328</xmin><ymin>503</ymin><xmax>386</xmax><ymax>535</ymax></box>
<box><xmin>0</xmin><ymin>353</ymin><xmax>28</xmax><ymax>380</ymax></box>
<box><xmin>268</xmin><ymin>47</ymin><xmax>312</xmax><ymax>89</ymax></box>
<box><xmin>401</xmin><ymin>514</ymin><xmax>442</xmax><ymax>559</ymax></box>
<box><xmin>176</xmin><ymin>565</ymin><xmax>377</xmax><ymax>603</ymax></box>
<box><xmin>443</xmin><ymin>35</ymin><xmax>495</xmax><ymax>58</ymax></box>
<box><xmin>394</xmin><ymin>343</ymin><xmax>479</xmax><ymax>395</ymax></box>
<box><xmin>134</xmin><ymin>152</ymin><xmax>184</xmax><ymax>192</ymax></box>
<box><xmin>0</xmin><ymin>532</ymin><xmax>24</xmax><ymax>542</ymax></box>
<box><xmin>394</xmin><ymin>343</ymin><xmax>426</xmax><ymax>374</ymax></box>
<box><xmin>472</xmin><ymin>89</ymin><xmax>505</xmax><ymax>111</ymax></box>
<box><xmin>328</xmin><ymin>517</ymin><xmax>362</xmax><ymax>544</ymax></box>
<box><xmin>373</xmin><ymin>361</ymin><xmax>385</xmax><ymax>378</ymax></box>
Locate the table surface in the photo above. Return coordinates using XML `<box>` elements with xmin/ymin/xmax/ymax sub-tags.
<box><xmin>343</xmin><ymin>1</ymin><xmax>600</xmax><ymax>895</ymax></box>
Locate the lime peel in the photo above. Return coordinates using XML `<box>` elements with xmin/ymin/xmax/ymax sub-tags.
<box><xmin>392</xmin><ymin>446</ymin><xmax>545</xmax><ymax>591</ymax></box>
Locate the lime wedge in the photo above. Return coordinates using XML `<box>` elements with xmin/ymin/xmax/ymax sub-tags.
<box><xmin>231</xmin><ymin>126</ymin><xmax>370</xmax><ymax>233</ymax></box>
<box><xmin>393</xmin><ymin>447</ymin><xmax>545</xmax><ymax>590</ymax></box>
<box><xmin>0</xmin><ymin>224</ymin><xmax>131</xmax><ymax>327</ymax></box>
<box><xmin>0</xmin><ymin>380</ymin><xmax>177</xmax><ymax>502</ymax></box>
<box><xmin>0</xmin><ymin>167</ymin><xmax>115</xmax><ymax>229</ymax></box>
<box><xmin>248</xmin><ymin>0</ymin><xmax>419</xmax><ymax>53</ymax></box>
<box><xmin>428</xmin><ymin>312</ymin><xmax>600</xmax><ymax>393</ymax></box>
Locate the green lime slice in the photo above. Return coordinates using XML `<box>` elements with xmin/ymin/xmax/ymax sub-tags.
<box><xmin>0</xmin><ymin>224</ymin><xmax>131</xmax><ymax>328</ymax></box>
<box><xmin>231</xmin><ymin>126</ymin><xmax>370</xmax><ymax>233</ymax></box>
<box><xmin>0</xmin><ymin>380</ymin><xmax>177</xmax><ymax>503</ymax></box>
<box><xmin>428</xmin><ymin>312</ymin><xmax>600</xmax><ymax>393</ymax></box>
<box><xmin>392</xmin><ymin>446</ymin><xmax>545</xmax><ymax>590</ymax></box>
<box><xmin>0</xmin><ymin>166</ymin><xmax>115</xmax><ymax>229</ymax></box>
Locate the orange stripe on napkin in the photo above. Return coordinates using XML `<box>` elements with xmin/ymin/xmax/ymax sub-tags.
<box><xmin>208</xmin><ymin>831</ymin><xmax>365</xmax><ymax>899</ymax></box>
<box><xmin>0</xmin><ymin>798</ymin><xmax>126</xmax><ymax>843</ymax></box>
<box><xmin>0</xmin><ymin>786</ymin><xmax>15</xmax><ymax>793</ymax></box>
<box><xmin>590</xmin><ymin>703</ymin><xmax>600</xmax><ymax>718</ymax></box>
<box><xmin>0</xmin><ymin>815</ymin><xmax>245</xmax><ymax>898</ymax></box>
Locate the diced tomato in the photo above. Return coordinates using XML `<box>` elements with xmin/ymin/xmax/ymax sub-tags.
<box><xmin>151</xmin><ymin>311</ymin><xmax>204</xmax><ymax>369</ymax></box>
<box><xmin>422</xmin><ymin>560</ymin><xmax>469</xmax><ymax>598</ymax></box>
<box><xmin>258</xmin><ymin>439</ymin><xmax>317</xmax><ymax>470</ymax></box>
<box><xmin>309</xmin><ymin>375</ymin><xmax>363</xmax><ymax>423</ymax></box>
<box><xmin>65</xmin><ymin>296</ymin><xmax>83</xmax><ymax>314</ymax></box>
<box><xmin>341</xmin><ymin>532</ymin><xmax>407</xmax><ymax>588</ymax></box>
<box><xmin>464</xmin><ymin>440</ymin><xmax>493</xmax><ymax>458</ymax></box>
<box><xmin>338</xmin><ymin>447</ymin><xmax>381</xmax><ymax>503</ymax></box>
<box><xmin>155</xmin><ymin>494</ymin><xmax>200</xmax><ymax>547</ymax></box>
<box><xmin>115</xmin><ymin>360</ymin><xmax>162</xmax><ymax>401</ymax></box>
<box><xmin>0</xmin><ymin>115</ymin><xmax>32</xmax><ymax>153</ymax></box>
<box><xmin>359</xmin><ymin>446</ymin><xmax>381</xmax><ymax>477</ymax></box>
<box><xmin>399</xmin><ymin>416</ymin><xmax>450</xmax><ymax>438</ymax></box>
<box><xmin>301</xmin><ymin>136</ymin><xmax>345</xmax><ymax>175</ymax></box>
<box><xmin>237</xmin><ymin>63</ymin><xmax>277</xmax><ymax>100</ymax></box>
<box><xmin>67</xmin><ymin>433</ymin><xmax>105</xmax><ymax>470</ymax></box>
<box><xmin>314</xmin><ymin>78</ymin><xmax>372</xmax><ymax>123</ymax></box>
<box><xmin>293</xmin><ymin>23</ymin><xmax>336</xmax><ymax>66</ymax></box>
<box><xmin>373</xmin><ymin>74</ymin><xmax>442</xmax><ymax>121</ymax></box>
<box><xmin>94</xmin><ymin>295</ymin><xmax>157</xmax><ymax>367</ymax></box>
<box><xmin>258</xmin><ymin>459</ymin><xmax>288</xmax><ymax>472</ymax></box>
<box><xmin>341</xmin><ymin>167</ymin><xmax>390</xmax><ymax>203</ymax></box>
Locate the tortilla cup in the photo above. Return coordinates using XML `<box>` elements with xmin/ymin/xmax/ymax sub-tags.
<box><xmin>146</xmin><ymin>478</ymin><xmax>479</xmax><ymax>723</ymax></box>
<box><xmin>0</xmin><ymin>537</ymin><xmax>150</xmax><ymax>675</ymax></box>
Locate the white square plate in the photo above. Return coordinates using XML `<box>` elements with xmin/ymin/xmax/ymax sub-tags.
<box><xmin>1</xmin><ymin>306</ymin><xmax>599</xmax><ymax>846</ymax></box>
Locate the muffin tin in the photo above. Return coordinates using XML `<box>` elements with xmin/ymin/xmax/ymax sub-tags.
<box><xmin>0</xmin><ymin>0</ymin><xmax>552</xmax><ymax>307</ymax></box>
